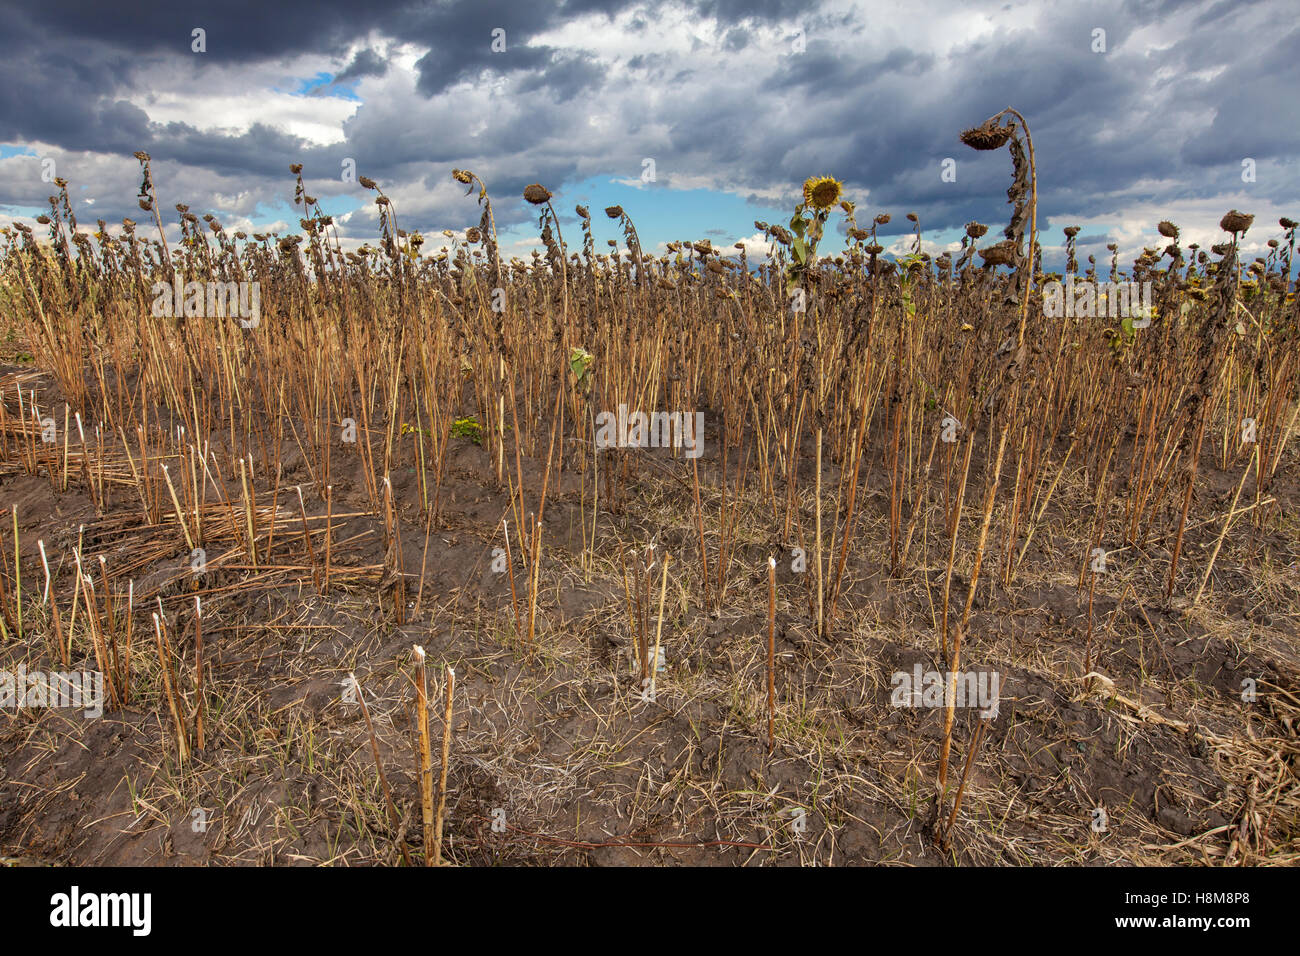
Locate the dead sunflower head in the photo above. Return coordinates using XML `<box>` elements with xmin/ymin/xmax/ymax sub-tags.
<box><xmin>1157</xmin><ymin>220</ymin><xmax>1179</xmax><ymax>239</ymax></box>
<box><xmin>979</xmin><ymin>240</ymin><xmax>1020</xmax><ymax>267</ymax></box>
<box><xmin>1219</xmin><ymin>209</ymin><xmax>1254</xmax><ymax>234</ymax></box>
<box><xmin>523</xmin><ymin>184</ymin><xmax>552</xmax><ymax>206</ymax></box>
<box><xmin>802</xmin><ymin>176</ymin><xmax>843</xmax><ymax>211</ymax></box>
<box><xmin>965</xmin><ymin>221</ymin><xmax>988</xmax><ymax>239</ymax></box>
<box><xmin>960</xmin><ymin>119</ymin><xmax>1012</xmax><ymax>151</ymax></box>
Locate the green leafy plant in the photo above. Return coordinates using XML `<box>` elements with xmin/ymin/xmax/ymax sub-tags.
<box><xmin>451</xmin><ymin>416</ymin><xmax>483</xmax><ymax>444</ymax></box>
<box><xmin>569</xmin><ymin>346</ymin><xmax>595</xmax><ymax>391</ymax></box>
<box><xmin>897</xmin><ymin>251</ymin><xmax>925</xmax><ymax>319</ymax></box>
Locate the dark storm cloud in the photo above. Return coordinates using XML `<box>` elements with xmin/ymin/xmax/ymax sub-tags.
<box><xmin>0</xmin><ymin>0</ymin><xmax>792</xmax><ymax>140</ymax></box>
<box><xmin>335</xmin><ymin>48</ymin><xmax>389</xmax><ymax>83</ymax></box>
<box><xmin>400</xmin><ymin>0</ymin><xmax>813</xmax><ymax>96</ymax></box>
<box><xmin>723</xmin><ymin>28</ymin><xmax>750</xmax><ymax>52</ymax></box>
<box><xmin>513</xmin><ymin>54</ymin><xmax>606</xmax><ymax>102</ymax></box>
<box><xmin>686</xmin><ymin>0</ymin><xmax>1299</xmax><ymax>245</ymax></box>
<box><xmin>1180</xmin><ymin>27</ymin><xmax>1300</xmax><ymax>164</ymax></box>
<box><xmin>692</xmin><ymin>0</ymin><xmax>810</xmax><ymax>21</ymax></box>
<box><xmin>0</xmin><ymin>0</ymin><xmax>1295</xmax><ymax>249</ymax></box>
<box><xmin>0</xmin><ymin>0</ymin><xmax>380</xmax><ymax>61</ymax></box>
<box><xmin>146</xmin><ymin>123</ymin><xmax>323</xmax><ymax>180</ymax></box>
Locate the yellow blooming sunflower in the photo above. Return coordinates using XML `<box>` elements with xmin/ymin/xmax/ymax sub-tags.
<box><xmin>802</xmin><ymin>176</ymin><xmax>843</xmax><ymax>211</ymax></box>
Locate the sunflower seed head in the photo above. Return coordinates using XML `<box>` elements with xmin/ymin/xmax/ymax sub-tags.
<box><xmin>524</xmin><ymin>184</ymin><xmax>552</xmax><ymax>205</ymax></box>
<box><xmin>1219</xmin><ymin>209</ymin><xmax>1254</xmax><ymax>234</ymax></box>
<box><xmin>960</xmin><ymin>119</ymin><xmax>1013</xmax><ymax>151</ymax></box>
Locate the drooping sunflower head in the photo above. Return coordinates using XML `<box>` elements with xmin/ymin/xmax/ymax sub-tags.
<box><xmin>1219</xmin><ymin>209</ymin><xmax>1254</xmax><ymax>235</ymax></box>
<box><xmin>959</xmin><ymin>119</ymin><xmax>1013</xmax><ymax>151</ymax></box>
<box><xmin>523</xmin><ymin>183</ymin><xmax>553</xmax><ymax>205</ymax></box>
<box><xmin>802</xmin><ymin>176</ymin><xmax>843</xmax><ymax>211</ymax></box>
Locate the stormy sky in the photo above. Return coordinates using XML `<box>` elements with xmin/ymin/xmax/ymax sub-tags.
<box><xmin>0</xmin><ymin>0</ymin><xmax>1296</xmax><ymax>267</ymax></box>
